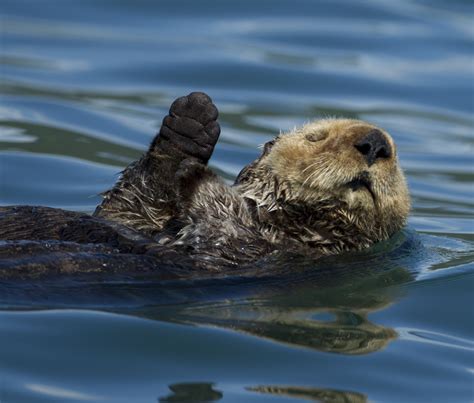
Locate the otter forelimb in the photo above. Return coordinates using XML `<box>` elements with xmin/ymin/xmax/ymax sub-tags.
<box><xmin>93</xmin><ymin>92</ymin><xmax>220</xmax><ymax>236</ymax></box>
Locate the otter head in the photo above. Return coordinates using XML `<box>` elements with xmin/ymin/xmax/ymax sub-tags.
<box><xmin>236</xmin><ymin>119</ymin><xmax>410</xmax><ymax>252</ymax></box>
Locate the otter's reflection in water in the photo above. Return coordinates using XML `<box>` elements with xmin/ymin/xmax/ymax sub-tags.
<box><xmin>248</xmin><ymin>385</ymin><xmax>367</xmax><ymax>402</ymax></box>
<box><xmin>159</xmin><ymin>382</ymin><xmax>222</xmax><ymax>402</ymax></box>
<box><xmin>138</xmin><ymin>262</ymin><xmax>412</xmax><ymax>355</ymax></box>
<box><xmin>158</xmin><ymin>382</ymin><xmax>366</xmax><ymax>402</ymax></box>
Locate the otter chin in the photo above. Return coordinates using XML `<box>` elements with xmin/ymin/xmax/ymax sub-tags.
<box><xmin>0</xmin><ymin>93</ymin><xmax>411</xmax><ymax>274</ymax></box>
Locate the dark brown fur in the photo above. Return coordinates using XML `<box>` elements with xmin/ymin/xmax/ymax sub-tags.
<box><xmin>0</xmin><ymin>93</ymin><xmax>410</xmax><ymax>276</ymax></box>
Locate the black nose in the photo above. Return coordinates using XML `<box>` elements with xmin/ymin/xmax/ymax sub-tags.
<box><xmin>354</xmin><ymin>129</ymin><xmax>391</xmax><ymax>166</ymax></box>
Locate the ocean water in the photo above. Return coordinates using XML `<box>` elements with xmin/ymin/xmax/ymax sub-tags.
<box><xmin>0</xmin><ymin>0</ymin><xmax>473</xmax><ymax>402</ymax></box>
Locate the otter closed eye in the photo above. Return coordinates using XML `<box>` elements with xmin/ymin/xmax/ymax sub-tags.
<box><xmin>305</xmin><ymin>132</ymin><xmax>326</xmax><ymax>142</ymax></box>
<box><xmin>0</xmin><ymin>92</ymin><xmax>410</xmax><ymax>275</ymax></box>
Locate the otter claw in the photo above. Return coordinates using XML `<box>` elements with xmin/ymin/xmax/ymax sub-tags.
<box><xmin>152</xmin><ymin>92</ymin><xmax>220</xmax><ymax>163</ymax></box>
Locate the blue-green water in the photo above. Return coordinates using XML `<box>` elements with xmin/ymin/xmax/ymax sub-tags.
<box><xmin>1</xmin><ymin>1</ymin><xmax>473</xmax><ymax>402</ymax></box>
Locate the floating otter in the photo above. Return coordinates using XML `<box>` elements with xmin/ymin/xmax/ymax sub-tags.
<box><xmin>0</xmin><ymin>92</ymin><xmax>410</xmax><ymax>277</ymax></box>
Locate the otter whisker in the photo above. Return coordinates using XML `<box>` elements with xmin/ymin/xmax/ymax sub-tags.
<box><xmin>301</xmin><ymin>161</ymin><xmax>320</xmax><ymax>174</ymax></box>
<box><xmin>302</xmin><ymin>170</ymin><xmax>318</xmax><ymax>188</ymax></box>
<box><xmin>300</xmin><ymin>156</ymin><xmax>332</xmax><ymax>189</ymax></box>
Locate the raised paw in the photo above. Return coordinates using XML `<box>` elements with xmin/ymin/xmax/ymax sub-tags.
<box><xmin>151</xmin><ymin>92</ymin><xmax>220</xmax><ymax>163</ymax></box>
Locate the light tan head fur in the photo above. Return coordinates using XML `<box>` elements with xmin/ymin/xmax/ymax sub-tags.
<box><xmin>236</xmin><ymin>118</ymin><xmax>410</xmax><ymax>253</ymax></box>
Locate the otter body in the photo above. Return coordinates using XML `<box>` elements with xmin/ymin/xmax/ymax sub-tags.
<box><xmin>0</xmin><ymin>93</ymin><xmax>410</xmax><ymax>276</ymax></box>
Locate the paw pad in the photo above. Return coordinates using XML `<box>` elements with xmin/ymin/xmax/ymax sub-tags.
<box><xmin>155</xmin><ymin>92</ymin><xmax>221</xmax><ymax>162</ymax></box>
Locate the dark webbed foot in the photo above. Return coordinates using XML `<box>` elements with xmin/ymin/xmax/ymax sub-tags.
<box><xmin>151</xmin><ymin>92</ymin><xmax>220</xmax><ymax>163</ymax></box>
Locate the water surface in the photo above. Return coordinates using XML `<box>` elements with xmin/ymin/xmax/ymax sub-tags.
<box><xmin>1</xmin><ymin>0</ymin><xmax>473</xmax><ymax>402</ymax></box>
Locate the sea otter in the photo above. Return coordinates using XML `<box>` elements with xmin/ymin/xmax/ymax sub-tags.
<box><xmin>0</xmin><ymin>92</ymin><xmax>410</xmax><ymax>276</ymax></box>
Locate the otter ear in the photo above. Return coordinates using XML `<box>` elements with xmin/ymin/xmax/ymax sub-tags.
<box><xmin>262</xmin><ymin>139</ymin><xmax>275</xmax><ymax>156</ymax></box>
<box><xmin>234</xmin><ymin>138</ymin><xmax>276</xmax><ymax>185</ymax></box>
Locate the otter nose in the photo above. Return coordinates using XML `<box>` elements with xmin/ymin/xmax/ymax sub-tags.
<box><xmin>354</xmin><ymin>129</ymin><xmax>391</xmax><ymax>166</ymax></box>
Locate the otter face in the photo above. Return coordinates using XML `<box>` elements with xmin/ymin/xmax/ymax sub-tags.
<box><xmin>261</xmin><ymin>119</ymin><xmax>410</xmax><ymax>242</ymax></box>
